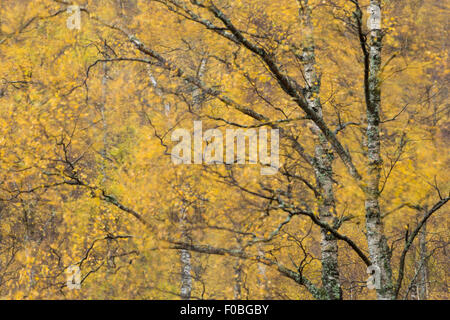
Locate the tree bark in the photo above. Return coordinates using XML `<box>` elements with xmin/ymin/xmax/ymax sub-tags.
<box><xmin>298</xmin><ymin>0</ymin><xmax>341</xmax><ymax>300</ymax></box>
<box><xmin>417</xmin><ymin>209</ymin><xmax>428</xmax><ymax>299</ymax></box>
<box><xmin>257</xmin><ymin>246</ymin><xmax>271</xmax><ymax>299</ymax></box>
<box><xmin>179</xmin><ymin>206</ymin><xmax>192</xmax><ymax>300</ymax></box>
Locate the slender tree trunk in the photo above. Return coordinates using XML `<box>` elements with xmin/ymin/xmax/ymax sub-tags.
<box><xmin>179</xmin><ymin>206</ymin><xmax>192</xmax><ymax>300</ymax></box>
<box><xmin>179</xmin><ymin>58</ymin><xmax>207</xmax><ymax>299</ymax></box>
<box><xmin>233</xmin><ymin>237</ymin><xmax>244</xmax><ymax>299</ymax></box>
<box><xmin>364</xmin><ymin>0</ymin><xmax>394</xmax><ymax>300</ymax></box>
<box><xmin>298</xmin><ymin>0</ymin><xmax>341</xmax><ymax>300</ymax></box>
<box><xmin>192</xmin><ymin>57</ymin><xmax>208</xmax><ymax>110</ymax></box>
<box><xmin>180</xmin><ymin>248</ymin><xmax>192</xmax><ymax>299</ymax></box>
<box><xmin>100</xmin><ymin>61</ymin><xmax>109</xmax><ymax>183</ymax></box>
<box><xmin>147</xmin><ymin>65</ymin><xmax>171</xmax><ymax>115</ymax></box>
<box><xmin>314</xmin><ymin>140</ymin><xmax>341</xmax><ymax>300</ymax></box>
<box><xmin>410</xmin><ymin>247</ymin><xmax>418</xmax><ymax>300</ymax></box>
<box><xmin>233</xmin><ymin>259</ymin><xmax>243</xmax><ymax>299</ymax></box>
<box><xmin>256</xmin><ymin>246</ymin><xmax>270</xmax><ymax>299</ymax></box>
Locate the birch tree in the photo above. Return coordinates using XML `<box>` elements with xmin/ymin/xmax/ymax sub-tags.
<box><xmin>0</xmin><ymin>0</ymin><xmax>448</xmax><ymax>300</ymax></box>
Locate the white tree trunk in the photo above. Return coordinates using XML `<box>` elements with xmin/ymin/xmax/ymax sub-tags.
<box><xmin>179</xmin><ymin>206</ymin><xmax>192</xmax><ymax>299</ymax></box>
<box><xmin>417</xmin><ymin>209</ymin><xmax>428</xmax><ymax>299</ymax></box>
